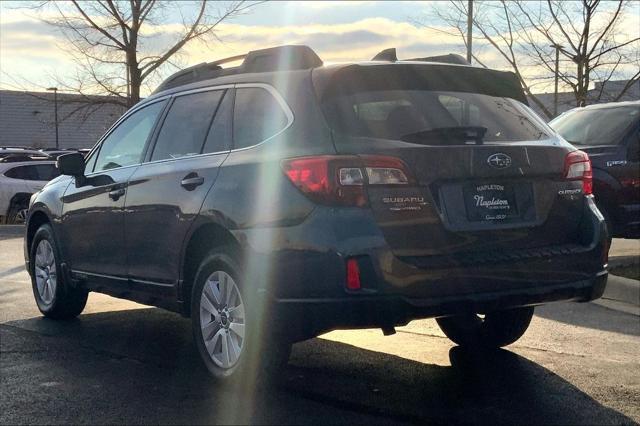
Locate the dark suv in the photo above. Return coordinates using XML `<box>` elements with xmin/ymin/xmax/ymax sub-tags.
<box><xmin>25</xmin><ymin>45</ymin><xmax>608</xmax><ymax>380</ymax></box>
<box><xmin>550</xmin><ymin>101</ymin><xmax>640</xmax><ymax>239</ymax></box>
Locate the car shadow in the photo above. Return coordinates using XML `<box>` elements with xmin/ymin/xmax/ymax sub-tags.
<box><xmin>3</xmin><ymin>308</ymin><xmax>634</xmax><ymax>425</ymax></box>
<box><xmin>534</xmin><ymin>301</ymin><xmax>640</xmax><ymax>336</ymax></box>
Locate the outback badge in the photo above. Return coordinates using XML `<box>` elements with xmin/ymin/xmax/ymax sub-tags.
<box><xmin>487</xmin><ymin>153</ymin><xmax>512</xmax><ymax>169</ymax></box>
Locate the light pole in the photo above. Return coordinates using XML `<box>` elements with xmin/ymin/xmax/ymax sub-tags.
<box><xmin>550</xmin><ymin>44</ymin><xmax>563</xmax><ymax>117</ymax></box>
<box><xmin>467</xmin><ymin>0</ymin><xmax>473</xmax><ymax>64</ymax></box>
<box><xmin>46</xmin><ymin>87</ymin><xmax>59</xmax><ymax>149</ymax></box>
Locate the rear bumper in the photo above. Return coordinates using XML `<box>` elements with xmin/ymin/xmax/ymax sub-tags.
<box><xmin>273</xmin><ymin>270</ymin><xmax>608</xmax><ymax>341</ymax></box>
<box><xmin>238</xmin><ymin>196</ymin><xmax>609</xmax><ymax>341</ymax></box>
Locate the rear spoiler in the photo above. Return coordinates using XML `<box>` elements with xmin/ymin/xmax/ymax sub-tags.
<box><xmin>371</xmin><ymin>48</ymin><xmax>470</xmax><ymax>65</ymax></box>
<box><xmin>316</xmin><ymin>63</ymin><xmax>528</xmax><ymax>105</ymax></box>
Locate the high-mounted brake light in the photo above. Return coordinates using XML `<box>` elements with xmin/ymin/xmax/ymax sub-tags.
<box><xmin>563</xmin><ymin>150</ymin><xmax>592</xmax><ymax>195</ymax></box>
<box><xmin>281</xmin><ymin>155</ymin><xmax>412</xmax><ymax>207</ymax></box>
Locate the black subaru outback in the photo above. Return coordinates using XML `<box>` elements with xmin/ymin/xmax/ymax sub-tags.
<box><xmin>24</xmin><ymin>45</ymin><xmax>608</xmax><ymax>380</ymax></box>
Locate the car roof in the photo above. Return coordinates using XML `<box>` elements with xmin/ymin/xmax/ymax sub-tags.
<box><xmin>148</xmin><ymin>45</ymin><xmax>524</xmax><ymax>103</ymax></box>
<box><xmin>0</xmin><ymin>147</ymin><xmax>45</xmax><ymax>154</ymax></box>
<box><xmin>145</xmin><ymin>59</ymin><xmax>525</xmax><ymax>108</ymax></box>
<box><xmin>572</xmin><ymin>100</ymin><xmax>640</xmax><ymax>111</ymax></box>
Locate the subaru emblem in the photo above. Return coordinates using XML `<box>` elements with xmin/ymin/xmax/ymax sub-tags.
<box><xmin>487</xmin><ymin>153</ymin><xmax>512</xmax><ymax>169</ymax></box>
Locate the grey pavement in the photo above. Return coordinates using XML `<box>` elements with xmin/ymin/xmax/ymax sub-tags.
<box><xmin>1</xmin><ymin>231</ymin><xmax>639</xmax><ymax>424</ymax></box>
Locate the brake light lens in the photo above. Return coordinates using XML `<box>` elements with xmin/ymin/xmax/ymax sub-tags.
<box><xmin>620</xmin><ymin>178</ymin><xmax>640</xmax><ymax>189</ymax></box>
<box><xmin>563</xmin><ymin>150</ymin><xmax>592</xmax><ymax>195</ymax></box>
<box><xmin>282</xmin><ymin>155</ymin><xmax>412</xmax><ymax>206</ymax></box>
<box><xmin>346</xmin><ymin>258</ymin><xmax>361</xmax><ymax>290</ymax></box>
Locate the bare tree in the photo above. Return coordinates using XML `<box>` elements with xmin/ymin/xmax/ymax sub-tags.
<box><xmin>417</xmin><ymin>0</ymin><xmax>640</xmax><ymax>119</ymax></box>
<box><xmin>28</xmin><ymin>1</ymin><xmax>262</xmax><ymax>108</ymax></box>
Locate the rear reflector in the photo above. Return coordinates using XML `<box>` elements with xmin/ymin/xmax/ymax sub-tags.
<box><xmin>346</xmin><ymin>258</ymin><xmax>361</xmax><ymax>290</ymax></box>
<box><xmin>563</xmin><ymin>150</ymin><xmax>593</xmax><ymax>195</ymax></box>
<box><xmin>282</xmin><ymin>155</ymin><xmax>412</xmax><ymax>207</ymax></box>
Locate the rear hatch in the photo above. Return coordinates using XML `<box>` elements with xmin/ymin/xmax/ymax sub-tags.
<box><xmin>315</xmin><ymin>63</ymin><xmax>583</xmax><ymax>258</ymax></box>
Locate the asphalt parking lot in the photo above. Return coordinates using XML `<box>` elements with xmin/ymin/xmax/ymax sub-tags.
<box><xmin>1</xmin><ymin>229</ymin><xmax>639</xmax><ymax>425</ymax></box>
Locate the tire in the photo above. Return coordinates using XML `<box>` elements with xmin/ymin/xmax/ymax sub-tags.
<box><xmin>7</xmin><ymin>201</ymin><xmax>28</xmax><ymax>224</ymax></box>
<box><xmin>191</xmin><ymin>246</ymin><xmax>291</xmax><ymax>382</ymax></box>
<box><xmin>30</xmin><ymin>224</ymin><xmax>88</xmax><ymax>319</ymax></box>
<box><xmin>436</xmin><ymin>306</ymin><xmax>534</xmax><ymax>348</ymax></box>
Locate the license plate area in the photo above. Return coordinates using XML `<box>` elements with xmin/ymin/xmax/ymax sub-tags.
<box><xmin>463</xmin><ymin>183</ymin><xmax>519</xmax><ymax>222</ymax></box>
<box><xmin>437</xmin><ymin>180</ymin><xmax>537</xmax><ymax>231</ymax></box>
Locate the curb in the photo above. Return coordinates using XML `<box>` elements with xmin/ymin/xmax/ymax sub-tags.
<box><xmin>603</xmin><ymin>274</ymin><xmax>640</xmax><ymax>305</ymax></box>
<box><xmin>609</xmin><ymin>255</ymin><xmax>639</xmax><ymax>269</ymax></box>
<box><xmin>0</xmin><ymin>225</ymin><xmax>25</xmax><ymax>237</ymax></box>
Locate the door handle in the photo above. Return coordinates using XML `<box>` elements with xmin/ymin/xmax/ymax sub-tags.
<box><xmin>108</xmin><ymin>188</ymin><xmax>126</xmax><ymax>201</ymax></box>
<box><xmin>181</xmin><ymin>174</ymin><xmax>204</xmax><ymax>190</ymax></box>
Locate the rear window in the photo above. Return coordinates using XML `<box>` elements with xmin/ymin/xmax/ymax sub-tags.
<box><xmin>4</xmin><ymin>165</ymin><xmax>33</xmax><ymax>180</ymax></box>
<box><xmin>550</xmin><ymin>106</ymin><xmax>640</xmax><ymax>146</ymax></box>
<box><xmin>233</xmin><ymin>87</ymin><xmax>288</xmax><ymax>149</ymax></box>
<box><xmin>323</xmin><ymin>89</ymin><xmax>550</xmax><ymax>144</ymax></box>
<box><xmin>3</xmin><ymin>164</ymin><xmax>59</xmax><ymax>181</ymax></box>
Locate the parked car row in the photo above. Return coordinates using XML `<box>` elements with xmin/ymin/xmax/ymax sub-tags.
<box><xmin>0</xmin><ymin>146</ymin><xmax>89</xmax><ymax>223</ymax></box>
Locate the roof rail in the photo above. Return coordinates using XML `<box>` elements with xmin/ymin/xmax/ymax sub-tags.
<box><xmin>153</xmin><ymin>45</ymin><xmax>323</xmax><ymax>94</ymax></box>
<box><xmin>370</xmin><ymin>48</ymin><xmax>469</xmax><ymax>65</ymax></box>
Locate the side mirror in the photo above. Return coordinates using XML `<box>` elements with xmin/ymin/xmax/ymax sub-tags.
<box><xmin>56</xmin><ymin>152</ymin><xmax>85</xmax><ymax>178</ymax></box>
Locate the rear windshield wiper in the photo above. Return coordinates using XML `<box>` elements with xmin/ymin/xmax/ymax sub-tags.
<box><xmin>400</xmin><ymin>126</ymin><xmax>488</xmax><ymax>145</ymax></box>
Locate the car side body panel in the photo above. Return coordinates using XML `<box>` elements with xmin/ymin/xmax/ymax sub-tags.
<box><xmin>125</xmin><ymin>151</ymin><xmax>229</xmax><ymax>286</ymax></box>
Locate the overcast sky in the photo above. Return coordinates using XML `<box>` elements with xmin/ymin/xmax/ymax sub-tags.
<box><xmin>1</xmin><ymin>1</ymin><xmax>638</xmax><ymax>95</ymax></box>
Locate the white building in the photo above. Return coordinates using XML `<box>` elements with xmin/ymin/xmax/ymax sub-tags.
<box><xmin>0</xmin><ymin>90</ymin><xmax>126</xmax><ymax>150</ymax></box>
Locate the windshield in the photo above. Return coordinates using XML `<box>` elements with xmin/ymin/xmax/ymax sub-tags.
<box><xmin>550</xmin><ymin>105</ymin><xmax>640</xmax><ymax>146</ymax></box>
<box><xmin>322</xmin><ymin>90</ymin><xmax>551</xmax><ymax>144</ymax></box>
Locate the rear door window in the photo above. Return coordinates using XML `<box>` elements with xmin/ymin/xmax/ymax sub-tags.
<box><xmin>33</xmin><ymin>164</ymin><xmax>60</xmax><ymax>180</ymax></box>
<box><xmin>233</xmin><ymin>87</ymin><xmax>288</xmax><ymax>149</ymax></box>
<box><xmin>151</xmin><ymin>90</ymin><xmax>224</xmax><ymax>161</ymax></box>
<box><xmin>202</xmin><ymin>90</ymin><xmax>233</xmax><ymax>154</ymax></box>
<box><xmin>4</xmin><ymin>164</ymin><xmax>59</xmax><ymax>180</ymax></box>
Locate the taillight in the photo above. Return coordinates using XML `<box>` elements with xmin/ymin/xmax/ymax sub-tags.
<box><xmin>620</xmin><ymin>178</ymin><xmax>640</xmax><ymax>189</ymax></box>
<box><xmin>281</xmin><ymin>155</ymin><xmax>412</xmax><ymax>206</ymax></box>
<box><xmin>563</xmin><ymin>150</ymin><xmax>592</xmax><ymax>195</ymax></box>
<box><xmin>346</xmin><ymin>258</ymin><xmax>361</xmax><ymax>290</ymax></box>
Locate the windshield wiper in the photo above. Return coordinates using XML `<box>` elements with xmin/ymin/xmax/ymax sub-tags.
<box><xmin>400</xmin><ymin>126</ymin><xmax>488</xmax><ymax>145</ymax></box>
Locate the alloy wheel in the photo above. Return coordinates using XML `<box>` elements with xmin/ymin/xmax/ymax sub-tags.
<box><xmin>15</xmin><ymin>208</ymin><xmax>28</xmax><ymax>224</ymax></box>
<box><xmin>199</xmin><ymin>270</ymin><xmax>246</xmax><ymax>369</ymax></box>
<box><xmin>34</xmin><ymin>239</ymin><xmax>57</xmax><ymax>305</ymax></box>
